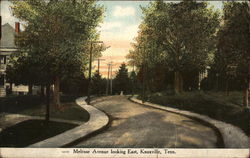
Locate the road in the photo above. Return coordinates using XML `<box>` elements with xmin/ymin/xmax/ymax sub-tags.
<box><xmin>74</xmin><ymin>96</ymin><xmax>220</xmax><ymax>148</ymax></box>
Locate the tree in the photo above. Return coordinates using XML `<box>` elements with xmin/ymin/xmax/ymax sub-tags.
<box><xmin>215</xmin><ymin>2</ymin><xmax>250</xmax><ymax>105</ymax></box>
<box><xmin>6</xmin><ymin>51</ymin><xmax>52</xmax><ymax>121</ymax></box>
<box><xmin>11</xmin><ymin>0</ymin><xmax>104</xmax><ymax>107</ymax></box>
<box><xmin>6</xmin><ymin>52</ymin><xmax>48</xmax><ymax>95</ymax></box>
<box><xmin>60</xmin><ymin>71</ymin><xmax>88</xmax><ymax>96</ymax></box>
<box><xmin>127</xmin><ymin>0</ymin><xmax>220</xmax><ymax>93</ymax></box>
<box><xmin>129</xmin><ymin>70</ymin><xmax>137</xmax><ymax>95</ymax></box>
<box><xmin>91</xmin><ymin>71</ymin><xmax>106</xmax><ymax>95</ymax></box>
<box><xmin>113</xmin><ymin>63</ymin><xmax>130</xmax><ymax>94</ymax></box>
<box><xmin>215</xmin><ymin>2</ymin><xmax>250</xmax><ymax>76</ymax></box>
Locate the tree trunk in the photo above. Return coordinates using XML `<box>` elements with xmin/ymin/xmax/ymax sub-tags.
<box><xmin>40</xmin><ymin>85</ymin><xmax>45</xmax><ymax>97</ymax></box>
<box><xmin>243</xmin><ymin>78</ymin><xmax>249</xmax><ymax>107</ymax></box>
<box><xmin>45</xmin><ymin>84</ymin><xmax>50</xmax><ymax>122</ymax></box>
<box><xmin>174</xmin><ymin>71</ymin><xmax>183</xmax><ymax>94</ymax></box>
<box><xmin>10</xmin><ymin>83</ymin><xmax>13</xmax><ymax>94</ymax></box>
<box><xmin>28</xmin><ymin>84</ymin><xmax>33</xmax><ymax>95</ymax></box>
<box><xmin>226</xmin><ymin>78</ymin><xmax>229</xmax><ymax>96</ymax></box>
<box><xmin>52</xmin><ymin>76</ymin><xmax>61</xmax><ymax>108</ymax></box>
<box><xmin>244</xmin><ymin>88</ymin><xmax>249</xmax><ymax>107</ymax></box>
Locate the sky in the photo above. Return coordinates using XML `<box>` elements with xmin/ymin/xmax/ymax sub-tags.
<box><xmin>1</xmin><ymin>0</ymin><xmax>223</xmax><ymax>77</ymax></box>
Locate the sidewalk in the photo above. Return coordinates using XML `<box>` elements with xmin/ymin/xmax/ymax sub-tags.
<box><xmin>29</xmin><ymin>97</ymin><xmax>109</xmax><ymax>147</ymax></box>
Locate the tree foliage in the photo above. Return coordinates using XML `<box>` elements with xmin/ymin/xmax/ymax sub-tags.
<box><xmin>127</xmin><ymin>0</ymin><xmax>220</xmax><ymax>93</ymax></box>
<box><xmin>10</xmin><ymin>0</ymin><xmax>104</xmax><ymax>106</ymax></box>
<box><xmin>91</xmin><ymin>71</ymin><xmax>106</xmax><ymax>95</ymax></box>
<box><xmin>215</xmin><ymin>2</ymin><xmax>250</xmax><ymax>78</ymax></box>
<box><xmin>113</xmin><ymin>63</ymin><xmax>130</xmax><ymax>94</ymax></box>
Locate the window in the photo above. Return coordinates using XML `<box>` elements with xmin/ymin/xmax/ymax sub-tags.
<box><xmin>0</xmin><ymin>56</ymin><xmax>6</xmax><ymax>64</ymax></box>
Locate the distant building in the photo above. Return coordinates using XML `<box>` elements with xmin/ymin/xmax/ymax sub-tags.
<box><xmin>0</xmin><ymin>23</ymin><xmax>35</xmax><ymax>96</ymax></box>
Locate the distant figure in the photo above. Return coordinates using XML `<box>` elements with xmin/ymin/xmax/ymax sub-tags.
<box><xmin>120</xmin><ymin>91</ymin><xmax>123</xmax><ymax>96</ymax></box>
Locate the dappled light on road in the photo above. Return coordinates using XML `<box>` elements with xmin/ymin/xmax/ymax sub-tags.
<box><xmin>75</xmin><ymin>96</ymin><xmax>218</xmax><ymax>148</ymax></box>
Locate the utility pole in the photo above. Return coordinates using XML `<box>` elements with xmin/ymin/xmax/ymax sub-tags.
<box><xmin>95</xmin><ymin>46</ymin><xmax>110</xmax><ymax>74</ymax></box>
<box><xmin>106</xmin><ymin>63</ymin><xmax>110</xmax><ymax>95</ymax></box>
<box><xmin>87</xmin><ymin>41</ymin><xmax>103</xmax><ymax>105</ymax></box>
<box><xmin>110</xmin><ymin>62</ymin><xmax>113</xmax><ymax>95</ymax></box>
<box><xmin>106</xmin><ymin>62</ymin><xmax>114</xmax><ymax>95</ymax></box>
<box><xmin>96</xmin><ymin>58</ymin><xmax>105</xmax><ymax>74</ymax></box>
<box><xmin>87</xmin><ymin>42</ymin><xmax>93</xmax><ymax>105</ymax></box>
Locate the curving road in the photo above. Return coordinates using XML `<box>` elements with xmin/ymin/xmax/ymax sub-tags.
<box><xmin>74</xmin><ymin>96</ymin><xmax>220</xmax><ymax>148</ymax></box>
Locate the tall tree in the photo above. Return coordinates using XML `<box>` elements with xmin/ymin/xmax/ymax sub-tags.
<box><xmin>215</xmin><ymin>2</ymin><xmax>250</xmax><ymax>105</ymax></box>
<box><xmin>113</xmin><ymin>63</ymin><xmax>130</xmax><ymax>94</ymax></box>
<box><xmin>127</xmin><ymin>1</ymin><xmax>220</xmax><ymax>93</ymax></box>
<box><xmin>216</xmin><ymin>2</ymin><xmax>250</xmax><ymax>74</ymax></box>
<box><xmin>11</xmin><ymin>0</ymin><xmax>104</xmax><ymax>107</ymax></box>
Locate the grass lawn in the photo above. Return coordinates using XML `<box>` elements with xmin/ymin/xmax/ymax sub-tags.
<box><xmin>144</xmin><ymin>91</ymin><xmax>249</xmax><ymax>136</ymax></box>
<box><xmin>0</xmin><ymin>120</ymin><xmax>77</xmax><ymax>147</ymax></box>
<box><xmin>0</xmin><ymin>95</ymin><xmax>89</xmax><ymax>122</ymax></box>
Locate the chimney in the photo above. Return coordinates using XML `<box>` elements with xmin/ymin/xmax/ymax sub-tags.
<box><xmin>15</xmin><ymin>22</ymin><xmax>20</xmax><ymax>34</ymax></box>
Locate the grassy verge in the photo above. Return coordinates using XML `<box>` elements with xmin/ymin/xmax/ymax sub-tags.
<box><xmin>0</xmin><ymin>120</ymin><xmax>77</xmax><ymax>147</ymax></box>
<box><xmin>145</xmin><ymin>91</ymin><xmax>249</xmax><ymax>136</ymax></box>
<box><xmin>0</xmin><ymin>95</ymin><xmax>89</xmax><ymax>122</ymax></box>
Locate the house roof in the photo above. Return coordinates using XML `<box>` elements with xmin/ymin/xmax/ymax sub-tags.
<box><xmin>0</xmin><ymin>23</ymin><xmax>17</xmax><ymax>48</ymax></box>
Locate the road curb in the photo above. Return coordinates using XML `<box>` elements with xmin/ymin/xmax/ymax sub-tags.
<box><xmin>28</xmin><ymin>97</ymin><xmax>109</xmax><ymax>148</ymax></box>
<box><xmin>130</xmin><ymin>96</ymin><xmax>250</xmax><ymax>148</ymax></box>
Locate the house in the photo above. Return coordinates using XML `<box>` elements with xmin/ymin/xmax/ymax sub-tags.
<box><xmin>0</xmin><ymin>22</ymin><xmax>34</xmax><ymax>96</ymax></box>
<box><xmin>0</xmin><ymin>23</ymin><xmax>19</xmax><ymax>96</ymax></box>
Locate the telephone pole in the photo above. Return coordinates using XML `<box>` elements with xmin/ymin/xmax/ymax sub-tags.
<box><xmin>96</xmin><ymin>58</ymin><xmax>105</xmax><ymax>74</ymax></box>
<box><xmin>95</xmin><ymin>46</ymin><xmax>110</xmax><ymax>74</ymax></box>
<box><xmin>110</xmin><ymin>62</ymin><xmax>113</xmax><ymax>95</ymax></box>
<box><xmin>106</xmin><ymin>62</ymin><xmax>114</xmax><ymax>95</ymax></box>
<box><xmin>106</xmin><ymin>63</ymin><xmax>110</xmax><ymax>95</ymax></box>
<box><xmin>87</xmin><ymin>41</ymin><xmax>103</xmax><ymax>105</ymax></box>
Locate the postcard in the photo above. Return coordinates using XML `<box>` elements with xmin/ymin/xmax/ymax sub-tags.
<box><xmin>0</xmin><ymin>0</ymin><xmax>249</xmax><ymax>157</ymax></box>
